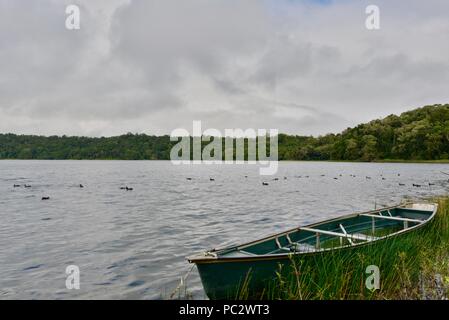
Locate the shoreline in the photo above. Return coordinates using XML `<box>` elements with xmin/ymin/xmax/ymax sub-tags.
<box><xmin>1</xmin><ymin>159</ymin><xmax>449</xmax><ymax>164</ymax></box>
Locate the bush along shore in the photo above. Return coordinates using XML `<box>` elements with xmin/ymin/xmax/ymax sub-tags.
<box><xmin>3</xmin><ymin>104</ymin><xmax>449</xmax><ymax>162</ymax></box>
<box><xmin>232</xmin><ymin>197</ymin><xmax>449</xmax><ymax>300</ymax></box>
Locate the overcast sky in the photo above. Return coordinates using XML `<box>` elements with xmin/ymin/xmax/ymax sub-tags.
<box><xmin>0</xmin><ymin>0</ymin><xmax>448</xmax><ymax>137</ymax></box>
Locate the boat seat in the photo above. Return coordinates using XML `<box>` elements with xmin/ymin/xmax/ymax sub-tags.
<box><xmin>360</xmin><ymin>213</ymin><xmax>423</xmax><ymax>224</ymax></box>
<box><xmin>301</xmin><ymin>226</ymin><xmax>377</xmax><ymax>242</ymax></box>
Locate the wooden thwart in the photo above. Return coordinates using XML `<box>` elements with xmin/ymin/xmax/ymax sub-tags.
<box><xmin>361</xmin><ymin>213</ymin><xmax>423</xmax><ymax>224</ymax></box>
<box><xmin>300</xmin><ymin>227</ymin><xmax>378</xmax><ymax>242</ymax></box>
<box><xmin>339</xmin><ymin>224</ymin><xmax>353</xmax><ymax>245</ymax></box>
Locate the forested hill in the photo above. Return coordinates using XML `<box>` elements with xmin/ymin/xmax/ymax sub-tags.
<box><xmin>1</xmin><ymin>104</ymin><xmax>449</xmax><ymax>161</ymax></box>
<box><xmin>279</xmin><ymin>103</ymin><xmax>449</xmax><ymax>161</ymax></box>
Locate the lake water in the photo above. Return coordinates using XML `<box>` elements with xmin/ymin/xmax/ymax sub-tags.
<box><xmin>1</xmin><ymin>160</ymin><xmax>449</xmax><ymax>299</ymax></box>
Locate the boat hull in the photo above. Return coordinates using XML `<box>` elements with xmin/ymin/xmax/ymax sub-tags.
<box><xmin>196</xmin><ymin>255</ymin><xmax>291</xmax><ymax>299</ymax></box>
<box><xmin>190</xmin><ymin>203</ymin><xmax>437</xmax><ymax>299</ymax></box>
<box><xmin>196</xmin><ymin>240</ymin><xmax>382</xmax><ymax>299</ymax></box>
<box><xmin>196</xmin><ymin>234</ymin><xmax>409</xmax><ymax>299</ymax></box>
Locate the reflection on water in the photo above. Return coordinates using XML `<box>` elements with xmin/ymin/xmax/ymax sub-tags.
<box><xmin>0</xmin><ymin>160</ymin><xmax>448</xmax><ymax>299</ymax></box>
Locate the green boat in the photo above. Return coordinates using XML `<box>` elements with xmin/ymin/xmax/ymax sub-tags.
<box><xmin>188</xmin><ymin>202</ymin><xmax>437</xmax><ymax>299</ymax></box>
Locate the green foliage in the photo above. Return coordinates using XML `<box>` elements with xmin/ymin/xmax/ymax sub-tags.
<box><xmin>284</xmin><ymin>103</ymin><xmax>449</xmax><ymax>161</ymax></box>
<box><xmin>1</xmin><ymin>104</ymin><xmax>449</xmax><ymax>160</ymax></box>
<box><xmin>239</xmin><ymin>197</ymin><xmax>449</xmax><ymax>300</ymax></box>
<box><xmin>0</xmin><ymin>133</ymin><xmax>175</xmax><ymax>160</ymax></box>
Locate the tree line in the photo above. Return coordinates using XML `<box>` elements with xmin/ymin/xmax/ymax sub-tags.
<box><xmin>1</xmin><ymin>104</ymin><xmax>449</xmax><ymax>161</ymax></box>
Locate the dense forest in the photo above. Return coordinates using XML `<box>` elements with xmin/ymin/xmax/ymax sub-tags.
<box><xmin>1</xmin><ymin>104</ymin><xmax>449</xmax><ymax>161</ymax></box>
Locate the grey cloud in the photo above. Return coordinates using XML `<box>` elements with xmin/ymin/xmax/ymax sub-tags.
<box><xmin>0</xmin><ymin>0</ymin><xmax>449</xmax><ymax>136</ymax></box>
<box><xmin>249</xmin><ymin>37</ymin><xmax>342</xmax><ymax>89</ymax></box>
<box><xmin>110</xmin><ymin>0</ymin><xmax>271</xmax><ymax>82</ymax></box>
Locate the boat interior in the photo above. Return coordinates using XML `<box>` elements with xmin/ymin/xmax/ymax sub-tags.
<box><xmin>216</xmin><ymin>204</ymin><xmax>436</xmax><ymax>258</ymax></box>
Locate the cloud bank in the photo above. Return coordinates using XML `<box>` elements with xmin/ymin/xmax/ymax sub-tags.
<box><xmin>0</xmin><ymin>0</ymin><xmax>448</xmax><ymax>136</ymax></box>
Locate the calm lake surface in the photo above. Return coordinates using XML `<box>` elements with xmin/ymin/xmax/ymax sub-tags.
<box><xmin>1</xmin><ymin>160</ymin><xmax>449</xmax><ymax>299</ymax></box>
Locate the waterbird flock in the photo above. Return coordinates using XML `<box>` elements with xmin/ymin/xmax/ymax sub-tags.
<box><xmin>12</xmin><ymin>182</ymin><xmax>137</xmax><ymax>200</ymax></box>
<box><xmin>259</xmin><ymin>173</ymin><xmax>442</xmax><ymax>189</ymax></box>
<box><xmin>11</xmin><ymin>172</ymin><xmax>444</xmax><ymax>202</ymax></box>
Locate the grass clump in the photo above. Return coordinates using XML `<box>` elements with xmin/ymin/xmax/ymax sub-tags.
<box><xmin>243</xmin><ymin>197</ymin><xmax>449</xmax><ymax>300</ymax></box>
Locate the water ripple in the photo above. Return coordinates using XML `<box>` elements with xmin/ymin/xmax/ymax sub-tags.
<box><xmin>0</xmin><ymin>160</ymin><xmax>448</xmax><ymax>299</ymax></box>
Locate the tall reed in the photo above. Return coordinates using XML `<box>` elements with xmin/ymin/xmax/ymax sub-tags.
<box><xmin>241</xmin><ymin>197</ymin><xmax>449</xmax><ymax>300</ymax></box>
